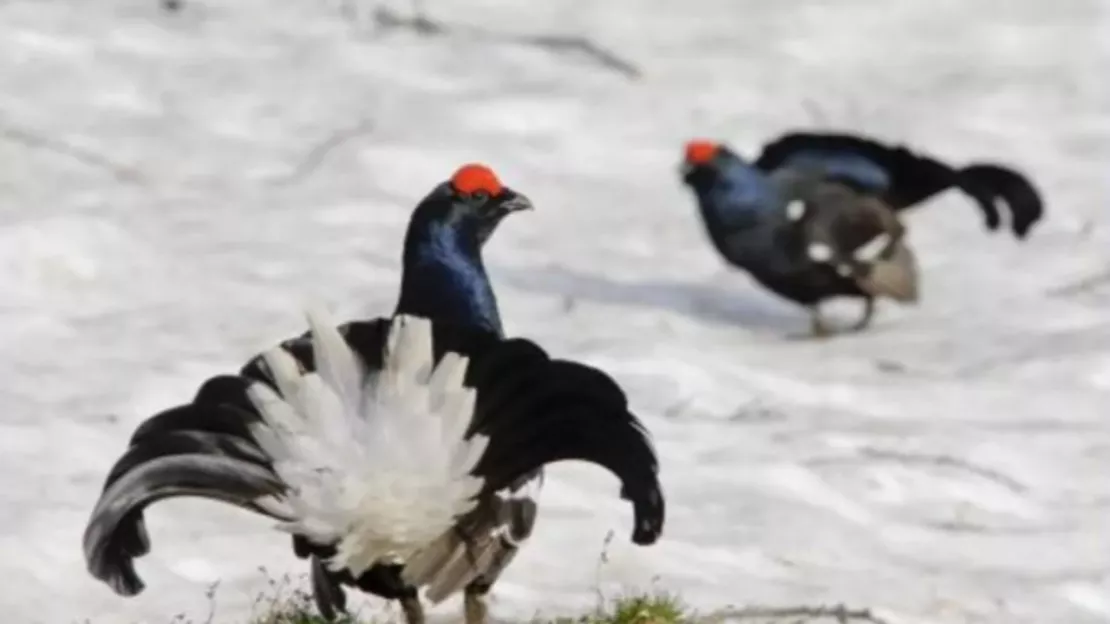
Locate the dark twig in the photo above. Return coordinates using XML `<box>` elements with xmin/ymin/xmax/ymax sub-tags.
<box><xmin>267</xmin><ymin>118</ymin><xmax>375</xmax><ymax>187</ymax></box>
<box><xmin>1</xmin><ymin>123</ymin><xmax>143</xmax><ymax>184</ymax></box>
<box><xmin>593</xmin><ymin>529</ymin><xmax>616</xmax><ymax>607</ymax></box>
<box><xmin>370</xmin><ymin>5</ymin><xmax>641</xmax><ymax>79</ymax></box>
<box><xmin>520</xmin><ymin>34</ymin><xmax>641</xmax><ymax>79</ymax></box>
<box><xmin>372</xmin><ymin>3</ymin><xmax>444</xmax><ymax>35</ymax></box>
<box><xmin>706</xmin><ymin>603</ymin><xmax>893</xmax><ymax>623</ymax></box>
<box><xmin>202</xmin><ymin>581</ymin><xmax>220</xmax><ymax>624</ymax></box>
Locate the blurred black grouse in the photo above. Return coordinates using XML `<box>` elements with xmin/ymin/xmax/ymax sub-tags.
<box><xmin>83</xmin><ymin>164</ymin><xmax>666</xmax><ymax>624</ymax></box>
<box><xmin>679</xmin><ymin>130</ymin><xmax>1044</xmax><ymax>336</ymax></box>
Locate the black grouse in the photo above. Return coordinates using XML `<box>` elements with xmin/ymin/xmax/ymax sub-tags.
<box><xmin>679</xmin><ymin>132</ymin><xmax>1044</xmax><ymax>336</ymax></box>
<box><xmin>82</xmin><ymin>164</ymin><xmax>666</xmax><ymax>624</ymax></box>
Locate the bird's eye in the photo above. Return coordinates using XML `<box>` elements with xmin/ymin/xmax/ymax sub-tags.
<box><xmin>470</xmin><ymin>190</ymin><xmax>490</xmax><ymax>203</ymax></box>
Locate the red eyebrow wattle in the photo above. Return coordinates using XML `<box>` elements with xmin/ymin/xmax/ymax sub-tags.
<box><xmin>450</xmin><ymin>163</ymin><xmax>504</xmax><ymax>196</ymax></box>
<box><xmin>684</xmin><ymin>140</ymin><xmax>720</xmax><ymax>165</ymax></box>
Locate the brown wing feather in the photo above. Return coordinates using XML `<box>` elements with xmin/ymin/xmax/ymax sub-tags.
<box><xmin>798</xmin><ymin>183</ymin><xmax>919</xmax><ymax>303</ymax></box>
<box><xmin>858</xmin><ymin>241</ymin><xmax>919</xmax><ymax>302</ymax></box>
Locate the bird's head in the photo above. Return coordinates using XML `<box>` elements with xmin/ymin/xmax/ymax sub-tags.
<box><xmin>679</xmin><ymin>139</ymin><xmax>742</xmax><ymax>190</ymax></box>
<box><xmin>410</xmin><ymin>163</ymin><xmax>534</xmax><ymax>247</ymax></box>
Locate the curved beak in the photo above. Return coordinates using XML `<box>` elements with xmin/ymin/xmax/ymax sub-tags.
<box><xmin>499</xmin><ymin>187</ymin><xmax>534</xmax><ymax>214</ymax></box>
<box><xmin>680</xmin><ymin>157</ymin><xmax>714</xmax><ymax>183</ymax></box>
<box><xmin>476</xmin><ymin>186</ymin><xmax>534</xmax><ymax>246</ymax></box>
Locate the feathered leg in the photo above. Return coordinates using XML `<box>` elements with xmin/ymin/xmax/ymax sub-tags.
<box><xmin>310</xmin><ymin>556</ymin><xmax>347</xmax><ymax>621</ymax></box>
<box><xmin>464</xmin><ymin>584</ymin><xmax>491</xmax><ymax>624</ymax></box>
<box><xmin>460</xmin><ymin>539</ymin><xmax>520</xmax><ymax>624</ymax></box>
<box><xmin>457</xmin><ymin>528</ymin><xmax>527</xmax><ymax>624</ymax></box>
<box><xmin>400</xmin><ymin>595</ymin><xmax>426</xmax><ymax>624</ymax></box>
<box><xmin>850</xmin><ymin>296</ymin><xmax>876</xmax><ymax>332</ymax></box>
<box><xmin>809</xmin><ymin>305</ymin><xmax>832</xmax><ymax>338</ymax></box>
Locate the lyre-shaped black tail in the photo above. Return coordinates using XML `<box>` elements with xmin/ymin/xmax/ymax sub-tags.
<box><xmin>83</xmin><ymin>426</ymin><xmax>287</xmax><ymax>596</ymax></box>
<box><xmin>85</xmin><ymin>369</ymin><xmax>291</xmax><ymax>596</ymax></box>
<box><xmin>958</xmin><ymin>163</ymin><xmax>1044</xmax><ymax>239</ymax></box>
<box><xmin>754</xmin><ymin>131</ymin><xmax>1044</xmax><ymax>239</ymax></box>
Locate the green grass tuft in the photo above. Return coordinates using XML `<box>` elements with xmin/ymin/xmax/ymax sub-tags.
<box><xmin>242</xmin><ymin>577</ymin><xmax>887</xmax><ymax>624</ymax></box>
<box><xmin>247</xmin><ymin>575</ymin><xmax>361</xmax><ymax>624</ymax></box>
<box><xmin>247</xmin><ymin>589</ymin><xmax>686</xmax><ymax>624</ymax></box>
<box><xmin>545</xmin><ymin>593</ymin><xmax>688</xmax><ymax>624</ymax></box>
<box><xmin>602</xmin><ymin>593</ymin><xmax>687</xmax><ymax>624</ymax></box>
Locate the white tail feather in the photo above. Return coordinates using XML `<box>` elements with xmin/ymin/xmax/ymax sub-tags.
<box><xmin>245</xmin><ymin>311</ymin><xmax>489</xmax><ymax>578</ymax></box>
<box><xmin>853</xmin><ymin>232</ymin><xmax>891</xmax><ymax>263</ymax></box>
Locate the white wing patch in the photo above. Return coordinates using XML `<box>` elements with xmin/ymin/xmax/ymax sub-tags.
<box><xmin>807</xmin><ymin>242</ymin><xmax>834</xmax><ymax>263</ymax></box>
<box><xmin>244</xmin><ymin>311</ymin><xmax>489</xmax><ymax>577</ymax></box>
<box><xmin>786</xmin><ymin>200</ymin><xmax>807</xmax><ymax>222</ymax></box>
<box><xmin>853</xmin><ymin>232</ymin><xmax>891</xmax><ymax>263</ymax></box>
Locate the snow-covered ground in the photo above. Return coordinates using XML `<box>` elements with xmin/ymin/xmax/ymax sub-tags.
<box><xmin>1</xmin><ymin>0</ymin><xmax>1107</xmax><ymax>623</ymax></box>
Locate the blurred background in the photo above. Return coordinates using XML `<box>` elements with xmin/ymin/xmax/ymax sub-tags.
<box><xmin>1</xmin><ymin>0</ymin><xmax>1107</xmax><ymax>623</ymax></box>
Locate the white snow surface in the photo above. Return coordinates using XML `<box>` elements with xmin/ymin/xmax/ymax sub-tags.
<box><xmin>1</xmin><ymin>0</ymin><xmax>1108</xmax><ymax>623</ymax></box>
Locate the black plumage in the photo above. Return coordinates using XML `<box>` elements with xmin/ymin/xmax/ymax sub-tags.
<box><xmin>83</xmin><ymin>164</ymin><xmax>665</xmax><ymax>624</ymax></box>
<box><xmin>752</xmin><ymin>131</ymin><xmax>1044</xmax><ymax>239</ymax></box>
<box><xmin>679</xmin><ymin>132</ymin><xmax>1044</xmax><ymax>336</ymax></box>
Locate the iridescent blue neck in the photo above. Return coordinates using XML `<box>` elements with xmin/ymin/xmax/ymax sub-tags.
<box><xmin>395</xmin><ymin>221</ymin><xmax>503</xmax><ymax>337</ymax></box>
<box><xmin>695</xmin><ymin>156</ymin><xmax>783</xmax><ymax>231</ymax></box>
<box><xmin>689</xmin><ymin>156</ymin><xmax>802</xmax><ymax>275</ymax></box>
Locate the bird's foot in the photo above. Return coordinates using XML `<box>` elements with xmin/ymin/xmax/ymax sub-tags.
<box><xmin>809</xmin><ymin>309</ymin><xmax>834</xmax><ymax>339</ymax></box>
<box><xmin>464</xmin><ymin>588</ymin><xmax>490</xmax><ymax>624</ymax></box>
<box><xmin>400</xmin><ymin>596</ymin><xmax>426</xmax><ymax>624</ymax></box>
<box><xmin>310</xmin><ymin>556</ymin><xmax>347</xmax><ymax>621</ymax></box>
<box><xmin>848</xmin><ymin>298</ymin><xmax>876</xmax><ymax>333</ymax></box>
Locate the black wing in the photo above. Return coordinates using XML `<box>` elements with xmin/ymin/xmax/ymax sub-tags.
<box><xmin>754</xmin><ymin>131</ymin><xmax>1043</xmax><ymax>238</ymax></box>
<box><xmin>338</xmin><ymin>319</ymin><xmax>665</xmax><ymax>545</ymax></box>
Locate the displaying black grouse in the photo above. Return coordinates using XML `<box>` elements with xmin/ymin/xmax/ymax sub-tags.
<box><xmin>679</xmin><ymin>132</ymin><xmax>1044</xmax><ymax>336</ymax></box>
<box><xmin>83</xmin><ymin>165</ymin><xmax>666</xmax><ymax>624</ymax></box>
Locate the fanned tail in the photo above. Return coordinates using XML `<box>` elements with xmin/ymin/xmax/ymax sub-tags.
<box><xmin>243</xmin><ymin>311</ymin><xmax>490</xmax><ymax>578</ymax></box>
<box><xmin>84</xmin><ymin>311</ymin><xmax>495</xmax><ymax>602</ymax></box>
<box><xmin>959</xmin><ymin>163</ymin><xmax>1044</xmax><ymax>239</ymax></box>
